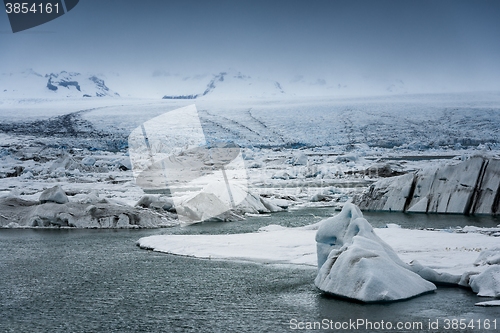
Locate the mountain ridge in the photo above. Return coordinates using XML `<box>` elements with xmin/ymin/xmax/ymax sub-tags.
<box><xmin>1</xmin><ymin>70</ymin><xmax>119</xmax><ymax>99</ymax></box>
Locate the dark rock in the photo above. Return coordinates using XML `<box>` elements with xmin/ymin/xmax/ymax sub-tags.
<box><xmin>6</xmin><ymin>166</ymin><xmax>24</xmax><ymax>177</ymax></box>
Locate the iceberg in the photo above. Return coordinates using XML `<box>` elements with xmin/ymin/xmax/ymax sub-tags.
<box><xmin>466</xmin><ymin>247</ymin><xmax>500</xmax><ymax>297</ymax></box>
<box><xmin>39</xmin><ymin>185</ymin><xmax>69</xmax><ymax>204</ymax></box>
<box><xmin>355</xmin><ymin>156</ymin><xmax>500</xmax><ymax>215</ymax></box>
<box><xmin>469</xmin><ymin>266</ymin><xmax>500</xmax><ymax>297</ymax></box>
<box><xmin>314</xmin><ymin>203</ymin><xmax>436</xmax><ymax>302</ymax></box>
<box><xmin>0</xmin><ymin>190</ymin><xmax>174</xmax><ymax>229</ymax></box>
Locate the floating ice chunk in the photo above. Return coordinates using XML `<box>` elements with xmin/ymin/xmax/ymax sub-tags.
<box><xmin>81</xmin><ymin>156</ymin><xmax>96</xmax><ymax>166</ymax></box>
<box><xmin>291</xmin><ymin>152</ymin><xmax>308</xmax><ymax>166</ymax></box>
<box><xmin>407</xmin><ymin>260</ymin><xmax>461</xmax><ymax>285</ymax></box>
<box><xmin>135</xmin><ymin>195</ymin><xmax>158</xmax><ymax>208</ymax></box>
<box><xmin>466</xmin><ymin>248</ymin><xmax>500</xmax><ymax>297</ymax></box>
<box><xmin>176</xmin><ymin>192</ymin><xmax>232</xmax><ymax>222</ymax></box>
<box><xmin>260</xmin><ymin>197</ymin><xmax>283</xmax><ymax>213</ymax></box>
<box><xmin>469</xmin><ymin>266</ymin><xmax>500</xmax><ymax>297</ymax></box>
<box><xmin>272</xmin><ymin>170</ymin><xmax>292</xmax><ymax>180</ymax></box>
<box><xmin>310</xmin><ymin>193</ymin><xmax>333</xmax><ymax>202</ymax></box>
<box><xmin>263</xmin><ymin>197</ymin><xmax>291</xmax><ymax>209</ymax></box>
<box><xmin>475</xmin><ymin>300</ymin><xmax>500</xmax><ymax>307</ymax></box>
<box><xmin>115</xmin><ymin>156</ymin><xmax>132</xmax><ymax>170</ymax></box>
<box><xmin>49</xmin><ymin>154</ymin><xmax>81</xmax><ymax>172</ymax></box>
<box><xmin>39</xmin><ymin>185</ymin><xmax>69</xmax><ymax>204</ymax></box>
<box><xmin>20</xmin><ymin>170</ymin><xmax>33</xmax><ymax>179</ymax></box>
<box><xmin>335</xmin><ymin>154</ymin><xmax>358</xmax><ymax>163</ymax></box>
<box><xmin>258</xmin><ymin>224</ymin><xmax>287</xmax><ymax>232</ymax></box>
<box><xmin>315</xmin><ymin>203</ymin><xmax>436</xmax><ymax>302</ymax></box>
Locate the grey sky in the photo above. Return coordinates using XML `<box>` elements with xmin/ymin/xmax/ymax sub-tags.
<box><xmin>1</xmin><ymin>0</ymin><xmax>500</xmax><ymax>94</ymax></box>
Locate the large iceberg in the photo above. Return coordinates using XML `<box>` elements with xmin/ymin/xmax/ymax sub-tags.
<box><xmin>315</xmin><ymin>203</ymin><xmax>436</xmax><ymax>302</ymax></box>
<box><xmin>355</xmin><ymin>156</ymin><xmax>500</xmax><ymax>215</ymax></box>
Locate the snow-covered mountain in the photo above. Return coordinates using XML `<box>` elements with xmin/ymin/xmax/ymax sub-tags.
<box><xmin>1</xmin><ymin>68</ymin><xmax>415</xmax><ymax>100</ymax></box>
<box><xmin>161</xmin><ymin>70</ymin><xmax>286</xmax><ymax>100</ymax></box>
<box><xmin>158</xmin><ymin>70</ymin><xmax>415</xmax><ymax>100</ymax></box>
<box><xmin>0</xmin><ymin>69</ymin><xmax>120</xmax><ymax>99</ymax></box>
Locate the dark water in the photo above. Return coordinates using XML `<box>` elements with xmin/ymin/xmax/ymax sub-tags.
<box><xmin>1</xmin><ymin>211</ymin><xmax>499</xmax><ymax>333</ymax></box>
<box><xmin>163</xmin><ymin>207</ymin><xmax>500</xmax><ymax>236</ymax></box>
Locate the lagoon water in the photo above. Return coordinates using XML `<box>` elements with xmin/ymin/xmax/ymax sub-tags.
<box><xmin>1</xmin><ymin>209</ymin><xmax>498</xmax><ymax>333</ymax></box>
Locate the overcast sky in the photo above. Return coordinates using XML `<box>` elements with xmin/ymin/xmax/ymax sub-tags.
<box><xmin>1</xmin><ymin>0</ymin><xmax>500</xmax><ymax>94</ymax></box>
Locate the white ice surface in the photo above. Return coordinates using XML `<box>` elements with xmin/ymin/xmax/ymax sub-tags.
<box><xmin>137</xmin><ymin>223</ymin><xmax>499</xmax><ymax>274</ymax></box>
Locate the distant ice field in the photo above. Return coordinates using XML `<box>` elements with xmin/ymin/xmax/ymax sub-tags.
<box><xmin>0</xmin><ymin>93</ymin><xmax>499</xmax><ymax>153</ymax></box>
<box><xmin>1</xmin><ymin>92</ymin><xmax>499</xmax><ymax>214</ymax></box>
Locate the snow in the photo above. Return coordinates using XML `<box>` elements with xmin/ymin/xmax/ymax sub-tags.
<box><xmin>137</xmin><ymin>218</ymin><xmax>497</xmax><ymax>271</ymax></box>
<box><xmin>138</xmin><ymin>226</ymin><xmax>318</xmax><ymax>266</ymax></box>
<box><xmin>314</xmin><ymin>203</ymin><xmax>436</xmax><ymax>302</ymax></box>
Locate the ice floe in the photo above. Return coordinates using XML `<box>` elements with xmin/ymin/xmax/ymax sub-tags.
<box><xmin>475</xmin><ymin>300</ymin><xmax>500</xmax><ymax>307</ymax></box>
<box><xmin>137</xmin><ymin>204</ymin><xmax>500</xmax><ymax>303</ymax></box>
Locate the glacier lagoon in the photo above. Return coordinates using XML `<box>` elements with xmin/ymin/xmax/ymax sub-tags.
<box><xmin>1</xmin><ymin>210</ymin><xmax>499</xmax><ymax>333</ymax></box>
<box><xmin>1</xmin><ymin>94</ymin><xmax>500</xmax><ymax>331</ymax></box>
